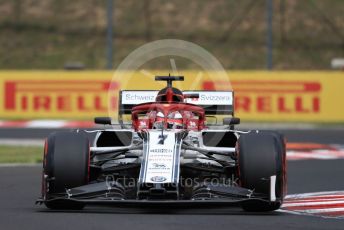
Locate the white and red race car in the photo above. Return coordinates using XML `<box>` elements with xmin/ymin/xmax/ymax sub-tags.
<box><xmin>37</xmin><ymin>76</ymin><xmax>287</xmax><ymax>212</ymax></box>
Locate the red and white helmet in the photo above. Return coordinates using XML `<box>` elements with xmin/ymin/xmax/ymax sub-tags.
<box><xmin>153</xmin><ymin>111</ymin><xmax>165</xmax><ymax>129</ymax></box>
<box><xmin>152</xmin><ymin>111</ymin><xmax>183</xmax><ymax>129</ymax></box>
<box><xmin>166</xmin><ymin>111</ymin><xmax>183</xmax><ymax>129</ymax></box>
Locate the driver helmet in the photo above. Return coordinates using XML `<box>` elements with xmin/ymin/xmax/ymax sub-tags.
<box><xmin>167</xmin><ymin>111</ymin><xmax>183</xmax><ymax>129</ymax></box>
<box><xmin>153</xmin><ymin>111</ymin><xmax>165</xmax><ymax>129</ymax></box>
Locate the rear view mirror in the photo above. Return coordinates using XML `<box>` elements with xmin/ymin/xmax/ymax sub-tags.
<box><xmin>94</xmin><ymin>117</ymin><xmax>112</xmax><ymax>125</ymax></box>
<box><xmin>183</xmin><ymin>93</ymin><xmax>200</xmax><ymax>99</ymax></box>
<box><xmin>223</xmin><ymin>117</ymin><xmax>240</xmax><ymax>125</ymax></box>
<box><xmin>205</xmin><ymin>116</ymin><xmax>217</xmax><ymax>125</ymax></box>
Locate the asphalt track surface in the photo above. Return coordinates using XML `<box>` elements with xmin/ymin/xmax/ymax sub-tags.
<box><xmin>1</xmin><ymin>128</ymin><xmax>344</xmax><ymax>230</ymax></box>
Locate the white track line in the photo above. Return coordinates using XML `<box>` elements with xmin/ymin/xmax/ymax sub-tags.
<box><xmin>301</xmin><ymin>208</ymin><xmax>344</xmax><ymax>214</ymax></box>
<box><xmin>285</xmin><ymin>191</ymin><xmax>344</xmax><ymax>198</ymax></box>
<box><xmin>0</xmin><ymin>139</ymin><xmax>43</xmax><ymax>146</ymax></box>
<box><xmin>27</xmin><ymin>120</ymin><xmax>67</xmax><ymax>128</ymax></box>
<box><xmin>283</xmin><ymin>200</ymin><xmax>344</xmax><ymax>207</ymax></box>
<box><xmin>284</xmin><ymin>198</ymin><xmax>344</xmax><ymax>204</ymax></box>
<box><xmin>0</xmin><ymin>163</ymin><xmax>40</xmax><ymax>167</ymax></box>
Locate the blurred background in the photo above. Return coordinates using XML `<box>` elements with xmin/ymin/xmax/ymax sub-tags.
<box><xmin>0</xmin><ymin>0</ymin><xmax>343</xmax><ymax>70</ymax></box>
<box><xmin>0</xmin><ymin>0</ymin><xmax>343</xmax><ymax>122</ymax></box>
<box><xmin>1</xmin><ymin>1</ymin><xmax>344</xmax><ymax>224</ymax></box>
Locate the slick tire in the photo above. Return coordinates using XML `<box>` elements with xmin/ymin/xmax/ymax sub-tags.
<box><xmin>238</xmin><ymin>131</ymin><xmax>287</xmax><ymax>212</ymax></box>
<box><xmin>42</xmin><ymin>131</ymin><xmax>90</xmax><ymax>210</ymax></box>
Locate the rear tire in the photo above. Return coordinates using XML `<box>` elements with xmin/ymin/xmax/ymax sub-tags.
<box><xmin>42</xmin><ymin>131</ymin><xmax>90</xmax><ymax>210</ymax></box>
<box><xmin>238</xmin><ymin>131</ymin><xmax>286</xmax><ymax>212</ymax></box>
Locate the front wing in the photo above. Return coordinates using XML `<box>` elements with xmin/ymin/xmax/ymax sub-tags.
<box><xmin>36</xmin><ymin>181</ymin><xmax>280</xmax><ymax>208</ymax></box>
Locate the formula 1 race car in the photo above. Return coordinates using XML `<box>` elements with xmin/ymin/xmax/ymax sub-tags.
<box><xmin>37</xmin><ymin>76</ymin><xmax>287</xmax><ymax>212</ymax></box>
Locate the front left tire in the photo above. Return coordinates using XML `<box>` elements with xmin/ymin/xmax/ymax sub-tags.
<box><xmin>42</xmin><ymin>131</ymin><xmax>90</xmax><ymax>210</ymax></box>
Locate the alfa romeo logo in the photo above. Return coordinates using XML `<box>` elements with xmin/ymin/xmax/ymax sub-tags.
<box><xmin>150</xmin><ymin>176</ymin><xmax>167</xmax><ymax>183</ymax></box>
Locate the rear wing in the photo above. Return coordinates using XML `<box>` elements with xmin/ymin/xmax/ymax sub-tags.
<box><xmin>118</xmin><ymin>90</ymin><xmax>234</xmax><ymax>116</ymax></box>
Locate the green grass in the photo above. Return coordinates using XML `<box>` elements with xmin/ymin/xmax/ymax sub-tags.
<box><xmin>0</xmin><ymin>145</ymin><xmax>43</xmax><ymax>164</ymax></box>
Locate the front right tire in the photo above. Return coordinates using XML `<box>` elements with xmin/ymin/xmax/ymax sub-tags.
<box><xmin>237</xmin><ymin>131</ymin><xmax>287</xmax><ymax>212</ymax></box>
